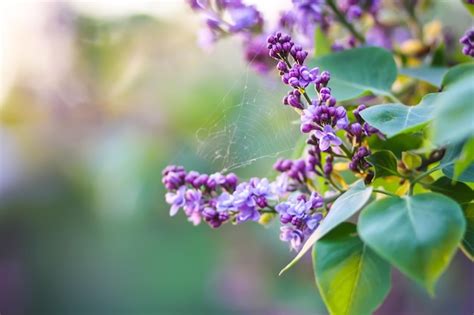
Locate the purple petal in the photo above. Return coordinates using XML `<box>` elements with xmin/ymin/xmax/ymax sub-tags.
<box><xmin>319</xmin><ymin>138</ymin><xmax>330</xmax><ymax>151</ymax></box>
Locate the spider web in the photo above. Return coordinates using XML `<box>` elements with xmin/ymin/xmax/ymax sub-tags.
<box><xmin>193</xmin><ymin>57</ymin><xmax>302</xmax><ymax>175</ymax></box>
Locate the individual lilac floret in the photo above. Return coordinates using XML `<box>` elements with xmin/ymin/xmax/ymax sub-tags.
<box><xmin>460</xmin><ymin>28</ymin><xmax>474</xmax><ymax>57</ymax></box>
<box><xmin>315</xmin><ymin>125</ymin><xmax>342</xmax><ymax>151</ymax></box>
<box><xmin>166</xmin><ymin>186</ymin><xmax>187</xmax><ymax>216</ymax></box>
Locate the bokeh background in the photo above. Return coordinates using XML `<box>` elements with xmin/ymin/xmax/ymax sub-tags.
<box><xmin>0</xmin><ymin>1</ymin><xmax>473</xmax><ymax>314</ymax></box>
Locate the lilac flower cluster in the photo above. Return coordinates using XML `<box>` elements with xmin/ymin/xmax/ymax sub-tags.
<box><xmin>460</xmin><ymin>28</ymin><xmax>474</xmax><ymax>57</ymax></box>
<box><xmin>162</xmin><ymin>33</ymin><xmax>385</xmax><ymax>251</ymax></box>
<box><xmin>163</xmin><ymin>165</ymin><xmax>238</xmax><ymax>227</ymax></box>
<box><xmin>276</xmin><ymin>192</ymin><xmax>324</xmax><ymax>251</ymax></box>
<box><xmin>163</xmin><ymin>163</ymin><xmax>330</xmax><ymax>250</ymax></box>
<box><xmin>164</xmin><ymin>164</ymin><xmax>296</xmax><ymax>227</ymax></box>
<box><xmin>267</xmin><ymin>32</ymin><xmax>379</xmax><ymax>183</ymax></box>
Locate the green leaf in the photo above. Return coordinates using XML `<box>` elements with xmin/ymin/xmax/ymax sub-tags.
<box><xmin>432</xmin><ymin>63</ymin><xmax>474</xmax><ymax>144</ymax></box>
<box><xmin>314</xmin><ymin>27</ymin><xmax>331</xmax><ymax>58</ymax></box>
<box><xmin>424</xmin><ymin>176</ymin><xmax>474</xmax><ymax>204</ymax></box>
<box><xmin>313</xmin><ymin>223</ymin><xmax>391</xmax><ymax>315</ymax></box>
<box><xmin>366</xmin><ymin>150</ymin><xmax>399</xmax><ymax>179</ymax></box>
<box><xmin>358</xmin><ymin>193</ymin><xmax>466</xmax><ymax>293</ymax></box>
<box><xmin>440</xmin><ymin>141</ymin><xmax>474</xmax><ymax>183</ymax></box>
<box><xmin>399</xmin><ymin>66</ymin><xmax>448</xmax><ymax>87</ymax></box>
<box><xmin>461</xmin><ymin>203</ymin><xmax>474</xmax><ymax>261</ymax></box>
<box><xmin>443</xmin><ymin>164</ymin><xmax>474</xmax><ymax>183</ymax></box>
<box><xmin>360</xmin><ymin>93</ymin><xmax>438</xmax><ymax>137</ymax></box>
<box><xmin>279</xmin><ymin>181</ymin><xmax>373</xmax><ymax>275</ymax></box>
<box><xmin>310</xmin><ymin>47</ymin><xmax>397</xmax><ymax>101</ymax></box>
<box><xmin>453</xmin><ymin>138</ymin><xmax>474</xmax><ymax>180</ymax></box>
<box><xmin>368</xmin><ymin>133</ymin><xmax>424</xmax><ymax>158</ymax></box>
<box><xmin>441</xmin><ymin>62</ymin><xmax>474</xmax><ymax>88</ymax></box>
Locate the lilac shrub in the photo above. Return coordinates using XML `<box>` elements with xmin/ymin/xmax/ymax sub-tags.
<box><xmin>163</xmin><ymin>2</ymin><xmax>473</xmax><ymax>313</ymax></box>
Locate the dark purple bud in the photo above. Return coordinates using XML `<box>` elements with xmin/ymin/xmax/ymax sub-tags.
<box><xmin>350</xmin><ymin>123</ymin><xmax>363</xmax><ymax>136</ymax></box>
<box><xmin>202</xmin><ymin>207</ymin><xmax>217</xmax><ymax>220</ymax></box>
<box><xmin>291</xmin><ymin>216</ymin><xmax>303</xmax><ymax>226</ymax></box>
<box><xmin>280</xmin><ymin>213</ymin><xmax>292</xmax><ymax>224</ymax></box>
<box><xmin>193</xmin><ymin>174</ymin><xmax>209</xmax><ymax>188</ymax></box>
<box><xmin>256</xmin><ymin>196</ymin><xmax>268</xmax><ymax>208</ymax></box>
<box><xmin>218</xmin><ymin>211</ymin><xmax>230</xmax><ymax>222</ymax></box>
<box><xmin>319</xmin><ymin>71</ymin><xmax>330</xmax><ymax>86</ymax></box>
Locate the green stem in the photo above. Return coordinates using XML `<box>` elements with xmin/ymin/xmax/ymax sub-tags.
<box><xmin>301</xmin><ymin>89</ymin><xmax>313</xmax><ymax>105</ymax></box>
<box><xmin>327</xmin><ymin>176</ymin><xmax>344</xmax><ymax>192</ymax></box>
<box><xmin>409</xmin><ymin>166</ymin><xmax>439</xmax><ymax>195</ymax></box>
<box><xmin>326</xmin><ymin>0</ymin><xmax>365</xmax><ymax>43</ymax></box>
<box><xmin>340</xmin><ymin>143</ymin><xmax>353</xmax><ymax>159</ymax></box>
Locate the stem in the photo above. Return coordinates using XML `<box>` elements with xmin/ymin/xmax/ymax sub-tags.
<box><xmin>327</xmin><ymin>176</ymin><xmax>343</xmax><ymax>192</ymax></box>
<box><xmin>300</xmin><ymin>89</ymin><xmax>313</xmax><ymax>105</ymax></box>
<box><xmin>326</xmin><ymin>0</ymin><xmax>365</xmax><ymax>43</ymax></box>
<box><xmin>373</xmin><ymin>189</ymin><xmax>398</xmax><ymax>197</ymax></box>
<box><xmin>340</xmin><ymin>143</ymin><xmax>353</xmax><ymax>158</ymax></box>
<box><xmin>260</xmin><ymin>208</ymin><xmax>277</xmax><ymax>214</ymax></box>
<box><xmin>408</xmin><ymin>164</ymin><xmax>442</xmax><ymax>195</ymax></box>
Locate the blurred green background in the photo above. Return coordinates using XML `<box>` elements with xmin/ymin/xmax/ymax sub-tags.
<box><xmin>0</xmin><ymin>1</ymin><xmax>472</xmax><ymax>315</ymax></box>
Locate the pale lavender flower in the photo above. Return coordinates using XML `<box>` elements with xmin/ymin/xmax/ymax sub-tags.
<box><xmin>280</xmin><ymin>225</ymin><xmax>305</xmax><ymax>251</ymax></box>
<box><xmin>165</xmin><ymin>186</ymin><xmax>187</xmax><ymax>216</ymax></box>
<box><xmin>228</xmin><ymin>6</ymin><xmax>262</xmax><ymax>32</ymax></box>
<box><xmin>216</xmin><ymin>192</ymin><xmax>236</xmax><ymax>212</ymax></box>
<box><xmin>315</xmin><ymin>125</ymin><xmax>342</xmax><ymax>151</ymax></box>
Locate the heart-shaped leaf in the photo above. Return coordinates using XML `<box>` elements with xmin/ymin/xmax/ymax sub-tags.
<box><xmin>360</xmin><ymin>93</ymin><xmax>438</xmax><ymax>137</ymax></box>
<box><xmin>358</xmin><ymin>193</ymin><xmax>466</xmax><ymax>293</ymax></box>
<box><xmin>432</xmin><ymin>63</ymin><xmax>474</xmax><ymax>145</ymax></box>
<box><xmin>310</xmin><ymin>47</ymin><xmax>397</xmax><ymax>101</ymax></box>
<box><xmin>279</xmin><ymin>181</ymin><xmax>372</xmax><ymax>275</ymax></box>
<box><xmin>313</xmin><ymin>223</ymin><xmax>391</xmax><ymax>315</ymax></box>
<box><xmin>366</xmin><ymin>150</ymin><xmax>399</xmax><ymax>179</ymax></box>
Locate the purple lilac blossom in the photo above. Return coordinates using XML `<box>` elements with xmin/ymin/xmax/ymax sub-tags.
<box><xmin>243</xmin><ymin>36</ymin><xmax>276</xmax><ymax>74</ymax></box>
<box><xmin>276</xmin><ymin>192</ymin><xmax>324</xmax><ymax>251</ymax></box>
<box><xmin>460</xmin><ymin>28</ymin><xmax>474</xmax><ymax>57</ymax></box>
<box><xmin>292</xmin><ymin>0</ymin><xmax>325</xmax><ymax>35</ymax></box>
<box><xmin>315</xmin><ymin>125</ymin><xmax>343</xmax><ymax>151</ymax></box>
